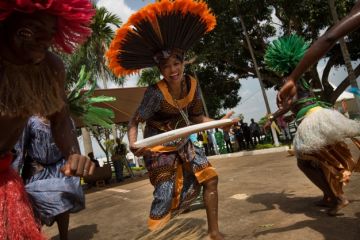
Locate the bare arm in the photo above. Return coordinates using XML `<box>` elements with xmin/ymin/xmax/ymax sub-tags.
<box><xmin>288</xmin><ymin>1</ymin><xmax>360</xmax><ymax>82</ymax></box>
<box><xmin>48</xmin><ymin>53</ymin><xmax>80</xmax><ymax>158</ymax></box>
<box><xmin>48</xmin><ymin>53</ymin><xmax>94</xmax><ymax>176</ymax></box>
<box><xmin>127</xmin><ymin>114</ymin><xmax>140</xmax><ymax>150</ymax></box>
<box><xmin>278</xmin><ymin>1</ymin><xmax>360</xmax><ymax>107</ymax></box>
<box><xmin>264</xmin><ymin>105</ymin><xmax>291</xmax><ymax>129</ymax></box>
<box><xmin>190</xmin><ymin>114</ymin><xmax>213</xmax><ymax>124</ymax></box>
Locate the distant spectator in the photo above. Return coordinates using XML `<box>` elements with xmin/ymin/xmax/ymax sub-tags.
<box><xmin>197</xmin><ymin>132</ymin><xmax>203</xmax><ymax>142</ymax></box>
<box><xmin>112</xmin><ymin>138</ymin><xmax>127</xmax><ymax>182</ymax></box>
<box><xmin>277</xmin><ymin>115</ymin><xmax>292</xmax><ymax>142</ymax></box>
<box><xmin>233</xmin><ymin>123</ymin><xmax>245</xmax><ymax>151</ymax></box>
<box><xmin>207</xmin><ymin>130</ymin><xmax>215</xmax><ymax>155</ymax></box>
<box><xmin>241</xmin><ymin>122</ymin><xmax>254</xmax><ymax>149</ymax></box>
<box><xmin>250</xmin><ymin>118</ymin><xmax>261</xmax><ymax>145</ymax></box>
<box><xmin>223</xmin><ymin>131</ymin><xmax>233</xmax><ymax>153</ymax></box>
<box><xmin>201</xmin><ymin>131</ymin><xmax>209</xmax><ymax>155</ymax></box>
<box><xmin>214</xmin><ymin>128</ymin><xmax>226</xmax><ymax>154</ymax></box>
<box><xmin>88</xmin><ymin>152</ymin><xmax>100</xmax><ymax>167</ymax></box>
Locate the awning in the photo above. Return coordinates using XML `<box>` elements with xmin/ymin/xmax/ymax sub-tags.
<box><xmin>74</xmin><ymin>87</ymin><xmax>147</xmax><ymax>128</ymax></box>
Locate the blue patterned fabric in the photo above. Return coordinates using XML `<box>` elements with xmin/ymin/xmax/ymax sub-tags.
<box><xmin>12</xmin><ymin>116</ymin><xmax>85</xmax><ymax>226</ymax></box>
<box><xmin>135</xmin><ymin>76</ymin><xmax>216</xmax><ymax>224</ymax></box>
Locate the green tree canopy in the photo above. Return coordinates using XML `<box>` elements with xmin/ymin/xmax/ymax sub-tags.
<box><xmin>62</xmin><ymin>6</ymin><xmax>124</xmax><ymax>89</ymax></box>
<box><xmin>195</xmin><ymin>0</ymin><xmax>359</xmax><ymax>103</ymax></box>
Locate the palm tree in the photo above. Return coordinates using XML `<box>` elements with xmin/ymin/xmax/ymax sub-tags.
<box><xmin>63</xmin><ymin>6</ymin><xmax>124</xmax><ymax>155</ymax></box>
<box><xmin>65</xmin><ymin>6</ymin><xmax>124</xmax><ymax>87</ymax></box>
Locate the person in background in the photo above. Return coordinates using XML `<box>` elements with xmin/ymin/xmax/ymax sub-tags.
<box><xmin>223</xmin><ymin>130</ymin><xmax>233</xmax><ymax>153</ymax></box>
<box><xmin>214</xmin><ymin>128</ymin><xmax>226</xmax><ymax>154</ymax></box>
<box><xmin>13</xmin><ymin>116</ymin><xmax>85</xmax><ymax>240</ymax></box>
<box><xmin>241</xmin><ymin>122</ymin><xmax>254</xmax><ymax>150</ymax></box>
<box><xmin>250</xmin><ymin>118</ymin><xmax>261</xmax><ymax>145</ymax></box>
<box><xmin>233</xmin><ymin>122</ymin><xmax>245</xmax><ymax>151</ymax></box>
<box><xmin>112</xmin><ymin>138</ymin><xmax>127</xmax><ymax>182</ymax></box>
<box><xmin>207</xmin><ymin>130</ymin><xmax>216</xmax><ymax>155</ymax></box>
<box><xmin>276</xmin><ymin>115</ymin><xmax>292</xmax><ymax>142</ymax></box>
<box><xmin>201</xmin><ymin>130</ymin><xmax>209</xmax><ymax>156</ymax></box>
<box><xmin>88</xmin><ymin>152</ymin><xmax>100</xmax><ymax>167</ymax></box>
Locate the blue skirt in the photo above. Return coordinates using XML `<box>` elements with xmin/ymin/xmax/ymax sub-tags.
<box><xmin>24</xmin><ymin>159</ymin><xmax>85</xmax><ymax>226</ymax></box>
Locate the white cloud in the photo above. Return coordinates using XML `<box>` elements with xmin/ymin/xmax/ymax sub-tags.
<box><xmin>123</xmin><ymin>74</ymin><xmax>140</xmax><ymax>88</ymax></box>
<box><xmin>97</xmin><ymin>0</ymin><xmax>134</xmax><ymax>23</ymax></box>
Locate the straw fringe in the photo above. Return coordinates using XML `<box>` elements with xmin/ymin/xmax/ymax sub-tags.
<box><xmin>135</xmin><ymin>218</ymin><xmax>207</xmax><ymax>240</ymax></box>
<box><xmin>0</xmin><ymin>59</ymin><xmax>64</xmax><ymax>117</ymax></box>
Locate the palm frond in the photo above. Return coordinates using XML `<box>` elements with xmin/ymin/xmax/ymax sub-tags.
<box><xmin>67</xmin><ymin>65</ymin><xmax>116</xmax><ymax>128</ymax></box>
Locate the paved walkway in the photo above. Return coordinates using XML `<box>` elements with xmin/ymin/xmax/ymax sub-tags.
<box><xmin>44</xmin><ymin>149</ymin><xmax>360</xmax><ymax>240</ymax></box>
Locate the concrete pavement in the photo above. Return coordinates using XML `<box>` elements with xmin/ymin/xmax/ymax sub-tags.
<box><xmin>44</xmin><ymin>150</ymin><xmax>360</xmax><ymax>240</ymax></box>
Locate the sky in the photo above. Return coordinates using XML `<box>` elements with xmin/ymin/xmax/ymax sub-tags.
<box><xmin>82</xmin><ymin>0</ymin><xmax>358</xmax><ymax>159</ymax></box>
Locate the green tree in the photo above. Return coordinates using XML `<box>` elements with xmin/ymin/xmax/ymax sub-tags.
<box><xmin>63</xmin><ymin>6</ymin><xmax>124</xmax><ymax>88</ymax></box>
<box><xmin>196</xmin><ymin>0</ymin><xmax>360</xmax><ymax>105</ymax></box>
<box><xmin>137</xmin><ymin>67</ymin><xmax>161</xmax><ymax>87</ymax></box>
<box><xmin>61</xmin><ymin>6</ymin><xmax>125</xmax><ymax>156</ymax></box>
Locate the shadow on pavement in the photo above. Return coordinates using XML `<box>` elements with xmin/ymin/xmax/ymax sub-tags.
<box><xmin>247</xmin><ymin>191</ymin><xmax>360</xmax><ymax>240</ymax></box>
<box><xmin>50</xmin><ymin>224</ymin><xmax>98</xmax><ymax>240</ymax></box>
<box><xmin>134</xmin><ymin>218</ymin><xmax>207</xmax><ymax>240</ymax></box>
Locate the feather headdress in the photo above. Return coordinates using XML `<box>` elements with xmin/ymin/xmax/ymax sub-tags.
<box><xmin>0</xmin><ymin>0</ymin><xmax>95</xmax><ymax>53</ymax></box>
<box><xmin>264</xmin><ymin>35</ymin><xmax>309</xmax><ymax>76</ymax></box>
<box><xmin>67</xmin><ymin>66</ymin><xmax>116</xmax><ymax>129</ymax></box>
<box><xmin>106</xmin><ymin>0</ymin><xmax>216</xmax><ymax>77</ymax></box>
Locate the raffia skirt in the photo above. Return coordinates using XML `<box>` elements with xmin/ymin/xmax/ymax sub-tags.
<box><xmin>294</xmin><ymin>107</ymin><xmax>360</xmax><ymax>196</ymax></box>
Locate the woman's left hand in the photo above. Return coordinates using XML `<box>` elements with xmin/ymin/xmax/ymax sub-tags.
<box><xmin>221</xmin><ymin>111</ymin><xmax>238</xmax><ymax>132</ymax></box>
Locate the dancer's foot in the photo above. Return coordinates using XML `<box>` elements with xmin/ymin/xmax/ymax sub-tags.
<box><xmin>327</xmin><ymin>197</ymin><xmax>349</xmax><ymax>216</ymax></box>
<box><xmin>207</xmin><ymin>232</ymin><xmax>225</xmax><ymax>240</ymax></box>
<box><xmin>314</xmin><ymin>196</ymin><xmax>335</xmax><ymax>208</ymax></box>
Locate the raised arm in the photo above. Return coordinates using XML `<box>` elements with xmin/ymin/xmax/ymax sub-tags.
<box><xmin>48</xmin><ymin>53</ymin><xmax>94</xmax><ymax>176</ymax></box>
<box><xmin>278</xmin><ymin>1</ymin><xmax>360</xmax><ymax>106</ymax></box>
<box><xmin>128</xmin><ymin>114</ymin><xmax>140</xmax><ymax>152</ymax></box>
<box><xmin>264</xmin><ymin>105</ymin><xmax>292</xmax><ymax>130</ymax></box>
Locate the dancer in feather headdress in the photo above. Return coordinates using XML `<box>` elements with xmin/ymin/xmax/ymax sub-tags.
<box><xmin>264</xmin><ymin>35</ymin><xmax>360</xmax><ymax>216</ymax></box>
<box><xmin>0</xmin><ymin>1</ymin><xmax>95</xmax><ymax>239</ymax></box>
<box><xmin>107</xmin><ymin>1</ymin><xmax>234</xmax><ymax>239</ymax></box>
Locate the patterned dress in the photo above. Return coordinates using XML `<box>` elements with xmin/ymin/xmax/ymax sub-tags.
<box><xmin>12</xmin><ymin>116</ymin><xmax>85</xmax><ymax>226</ymax></box>
<box><xmin>134</xmin><ymin>76</ymin><xmax>218</xmax><ymax>230</ymax></box>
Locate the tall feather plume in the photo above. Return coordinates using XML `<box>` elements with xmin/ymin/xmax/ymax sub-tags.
<box><xmin>264</xmin><ymin>35</ymin><xmax>309</xmax><ymax>76</ymax></box>
<box><xmin>106</xmin><ymin>0</ymin><xmax>216</xmax><ymax>77</ymax></box>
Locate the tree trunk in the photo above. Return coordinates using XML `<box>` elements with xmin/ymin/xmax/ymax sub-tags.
<box><xmin>328</xmin><ymin>0</ymin><xmax>360</xmax><ymax>112</ymax></box>
<box><xmin>112</xmin><ymin>124</ymin><xmax>118</xmax><ymax>140</ymax></box>
<box><xmin>237</xmin><ymin>11</ymin><xmax>279</xmax><ymax>146</ymax></box>
<box><xmin>81</xmin><ymin>127</ymin><xmax>93</xmax><ymax>155</ymax></box>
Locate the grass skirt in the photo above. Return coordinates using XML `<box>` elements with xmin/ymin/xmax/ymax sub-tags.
<box><xmin>0</xmin><ymin>167</ymin><xmax>45</xmax><ymax>239</ymax></box>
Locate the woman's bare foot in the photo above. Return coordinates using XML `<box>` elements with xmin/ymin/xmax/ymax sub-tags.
<box><xmin>327</xmin><ymin>196</ymin><xmax>349</xmax><ymax>216</ymax></box>
<box><xmin>207</xmin><ymin>232</ymin><xmax>225</xmax><ymax>240</ymax></box>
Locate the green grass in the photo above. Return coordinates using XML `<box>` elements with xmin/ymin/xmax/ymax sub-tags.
<box><xmin>255</xmin><ymin>143</ymin><xmax>284</xmax><ymax>150</ymax></box>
